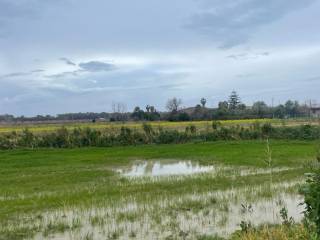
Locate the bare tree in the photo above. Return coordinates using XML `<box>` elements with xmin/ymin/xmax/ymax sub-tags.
<box><xmin>111</xmin><ymin>102</ymin><xmax>127</xmax><ymax>121</ymax></box>
<box><xmin>112</xmin><ymin>102</ymin><xmax>116</xmax><ymax>114</ymax></box>
<box><xmin>118</xmin><ymin>103</ymin><xmax>127</xmax><ymax>114</ymax></box>
<box><xmin>166</xmin><ymin>97</ymin><xmax>182</xmax><ymax>112</ymax></box>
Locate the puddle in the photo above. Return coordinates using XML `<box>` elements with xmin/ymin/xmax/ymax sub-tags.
<box><xmin>115</xmin><ymin>160</ymin><xmax>295</xmax><ymax>178</ymax></box>
<box><xmin>116</xmin><ymin>160</ymin><xmax>215</xmax><ymax>177</ymax></box>
<box><xmin>30</xmin><ymin>180</ymin><xmax>305</xmax><ymax>240</ymax></box>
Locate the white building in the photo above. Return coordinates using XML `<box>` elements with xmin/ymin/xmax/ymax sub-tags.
<box><xmin>311</xmin><ymin>106</ymin><xmax>320</xmax><ymax>118</ymax></box>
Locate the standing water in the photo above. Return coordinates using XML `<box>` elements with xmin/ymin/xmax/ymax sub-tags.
<box><xmin>116</xmin><ymin>160</ymin><xmax>215</xmax><ymax>177</ymax></box>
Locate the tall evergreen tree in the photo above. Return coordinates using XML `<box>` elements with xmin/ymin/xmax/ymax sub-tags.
<box><xmin>200</xmin><ymin>98</ymin><xmax>207</xmax><ymax>108</ymax></box>
<box><xmin>228</xmin><ymin>91</ymin><xmax>240</xmax><ymax>110</ymax></box>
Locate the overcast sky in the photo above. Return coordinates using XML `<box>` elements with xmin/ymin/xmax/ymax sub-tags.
<box><xmin>1</xmin><ymin>0</ymin><xmax>320</xmax><ymax>116</ymax></box>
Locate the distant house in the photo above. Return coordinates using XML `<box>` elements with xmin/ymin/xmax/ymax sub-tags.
<box><xmin>97</xmin><ymin>118</ymin><xmax>107</xmax><ymax>122</ymax></box>
<box><xmin>311</xmin><ymin>107</ymin><xmax>320</xmax><ymax>118</ymax></box>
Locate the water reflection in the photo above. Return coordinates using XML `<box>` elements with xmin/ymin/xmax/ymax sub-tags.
<box><xmin>116</xmin><ymin>160</ymin><xmax>215</xmax><ymax>177</ymax></box>
<box><xmin>115</xmin><ymin>160</ymin><xmax>293</xmax><ymax>178</ymax></box>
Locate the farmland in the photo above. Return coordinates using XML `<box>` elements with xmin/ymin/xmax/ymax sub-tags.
<box><xmin>0</xmin><ymin>118</ymin><xmax>318</xmax><ymax>134</ymax></box>
<box><xmin>0</xmin><ymin>140</ymin><xmax>318</xmax><ymax>239</ymax></box>
<box><xmin>3</xmin><ymin>0</ymin><xmax>320</xmax><ymax>239</ymax></box>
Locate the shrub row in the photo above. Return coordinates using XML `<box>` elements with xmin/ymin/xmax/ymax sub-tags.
<box><xmin>0</xmin><ymin>123</ymin><xmax>319</xmax><ymax>150</ymax></box>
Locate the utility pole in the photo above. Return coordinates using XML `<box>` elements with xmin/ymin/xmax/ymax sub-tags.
<box><xmin>272</xmin><ymin>98</ymin><xmax>274</xmax><ymax>119</ymax></box>
<box><xmin>309</xmin><ymin>100</ymin><xmax>312</xmax><ymax>122</ymax></box>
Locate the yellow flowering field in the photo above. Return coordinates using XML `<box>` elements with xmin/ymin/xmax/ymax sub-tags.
<box><xmin>0</xmin><ymin>118</ymin><xmax>317</xmax><ymax>134</ymax></box>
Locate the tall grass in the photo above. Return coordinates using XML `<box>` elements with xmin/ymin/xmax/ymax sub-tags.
<box><xmin>0</xmin><ymin>123</ymin><xmax>320</xmax><ymax>150</ymax></box>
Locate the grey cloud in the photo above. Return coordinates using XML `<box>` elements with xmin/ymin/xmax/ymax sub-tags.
<box><xmin>41</xmin><ymin>65</ymin><xmax>188</xmax><ymax>95</ymax></box>
<box><xmin>59</xmin><ymin>57</ymin><xmax>76</xmax><ymax>66</ymax></box>
<box><xmin>1</xmin><ymin>0</ymin><xmax>320</xmax><ymax>116</ymax></box>
<box><xmin>1</xmin><ymin>72</ymin><xmax>31</xmax><ymax>78</ymax></box>
<box><xmin>0</xmin><ymin>0</ymin><xmax>67</xmax><ymax>19</ymax></box>
<box><xmin>187</xmin><ymin>0</ymin><xmax>316</xmax><ymax>47</ymax></box>
<box><xmin>45</xmin><ymin>71</ymin><xmax>80</xmax><ymax>79</ymax></box>
<box><xmin>42</xmin><ymin>58</ymin><xmax>117</xmax><ymax>80</ymax></box>
<box><xmin>42</xmin><ymin>82</ymin><xmax>183</xmax><ymax>95</ymax></box>
<box><xmin>236</xmin><ymin>73</ymin><xmax>257</xmax><ymax>78</ymax></box>
<box><xmin>78</xmin><ymin>61</ymin><xmax>116</xmax><ymax>72</ymax></box>
<box><xmin>227</xmin><ymin>53</ymin><xmax>248</xmax><ymax>60</ymax></box>
<box><xmin>31</xmin><ymin>69</ymin><xmax>45</xmax><ymax>73</ymax></box>
<box><xmin>0</xmin><ymin>0</ymin><xmax>69</xmax><ymax>37</ymax></box>
<box><xmin>305</xmin><ymin>76</ymin><xmax>320</xmax><ymax>82</ymax></box>
<box><xmin>227</xmin><ymin>52</ymin><xmax>270</xmax><ymax>60</ymax></box>
<box><xmin>158</xmin><ymin>84</ymin><xmax>182</xmax><ymax>90</ymax></box>
<box><xmin>260</xmin><ymin>52</ymin><xmax>270</xmax><ymax>56</ymax></box>
<box><xmin>0</xmin><ymin>1</ymin><xmax>33</xmax><ymax>20</ymax></box>
<box><xmin>1</xmin><ymin>69</ymin><xmax>45</xmax><ymax>79</ymax></box>
<box><xmin>46</xmin><ymin>61</ymin><xmax>116</xmax><ymax>79</ymax></box>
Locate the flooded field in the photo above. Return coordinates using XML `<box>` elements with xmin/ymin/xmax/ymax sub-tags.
<box><xmin>29</xmin><ymin>180</ymin><xmax>304</xmax><ymax>240</ymax></box>
<box><xmin>0</xmin><ymin>141</ymin><xmax>315</xmax><ymax>240</ymax></box>
<box><xmin>4</xmin><ymin>160</ymin><xmax>305</xmax><ymax>240</ymax></box>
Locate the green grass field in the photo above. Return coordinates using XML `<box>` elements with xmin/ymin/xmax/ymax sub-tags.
<box><xmin>0</xmin><ymin>140</ymin><xmax>318</xmax><ymax>239</ymax></box>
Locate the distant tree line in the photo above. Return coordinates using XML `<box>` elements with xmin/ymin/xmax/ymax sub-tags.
<box><xmin>160</xmin><ymin>92</ymin><xmax>311</xmax><ymax>121</ymax></box>
<box><xmin>0</xmin><ymin>122</ymin><xmax>320</xmax><ymax>149</ymax></box>
<box><xmin>0</xmin><ymin>91</ymin><xmax>315</xmax><ymax>123</ymax></box>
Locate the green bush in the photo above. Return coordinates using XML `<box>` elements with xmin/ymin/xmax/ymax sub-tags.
<box><xmin>261</xmin><ymin>123</ymin><xmax>273</xmax><ymax>137</ymax></box>
<box><xmin>212</xmin><ymin>121</ymin><xmax>221</xmax><ymax>130</ymax></box>
<box><xmin>301</xmin><ymin>147</ymin><xmax>320</xmax><ymax>237</ymax></box>
<box><xmin>303</xmin><ymin>170</ymin><xmax>320</xmax><ymax>236</ymax></box>
<box><xmin>1</xmin><ymin>124</ymin><xmax>320</xmax><ymax>150</ymax></box>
